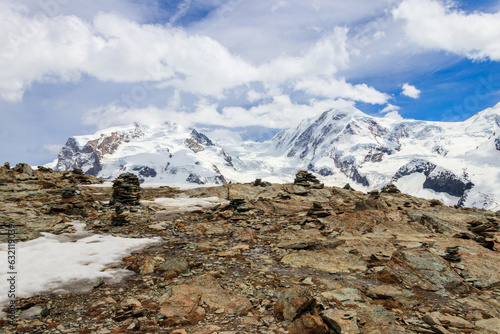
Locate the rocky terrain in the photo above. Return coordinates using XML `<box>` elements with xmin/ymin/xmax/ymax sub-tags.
<box><xmin>1</xmin><ymin>165</ymin><xmax>500</xmax><ymax>334</ymax></box>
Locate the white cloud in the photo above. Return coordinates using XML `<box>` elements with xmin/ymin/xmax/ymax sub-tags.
<box><xmin>393</xmin><ymin>0</ymin><xmax>500</xmax><ymax>61</ymax></box>
<box><xmin>380</xmin><ymin>103</ymin><xmax>400</xmax><ymax>113</ymax></box>
<box><xmin>202</xmin><ymin>128</ymin><xmax>243</xmax><ymax>143</ymax></box>
<box><xmin>0</xmin><ymin>1</ymin><xmax>394</xmax><ymax>135</ymax></box>
<box><xmin>0</xmin><ymin>4</ymin><xmax>372</xmax><ymax>104</ymax></box>
<box><xmin>384</xmin><ymin>110</ymin><xmax>404</xmax><ymax>120</ymax></box>
<box><xmin>401</xmin><ymin>83</ymin><xmax>421</xmax><ymax>99</ymax></box>
<box><xmin>190</xmin><ymin>0</ymin><xmax>398</xmax><ymax>63</ymax></box>
<box><xmin>83</xmin><ymin>97</ymin><xmax>360</xmax><ymax>130</ymax></box>
<box><xmin>295</xmin><ymin>76</ymin><xmax>390</xmax><ymax>104</ymax></box>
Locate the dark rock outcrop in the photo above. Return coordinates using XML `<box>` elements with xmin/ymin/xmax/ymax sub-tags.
<box><xmin>393</xmin><ymin>159</ymin><xmax>474</xmax><ymax>199</ymax></box>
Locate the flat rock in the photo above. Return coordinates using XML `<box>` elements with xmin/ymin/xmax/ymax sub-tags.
<box><xmin>281</xmin><ymin>249</ymin><xmax>367</xmax><ymax>273</ymax></box>
<box><xmin>321</xmin><ymin>309</ymin><xmax>360</xmax><ymax>334</ymax></box>
<box><xmin>475</xmin><ymin>318</ymin><xmax>500</xmax><ymax>333</ymax></box>
<box><xmin>159</xmin><ymin>285</ymin><xmax>204</xmax><ymax>325</ymax></box>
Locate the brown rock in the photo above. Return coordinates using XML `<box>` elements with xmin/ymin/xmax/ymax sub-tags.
<box><xmin>288</xmin><ymin>314</ymin><xmax>329</xmax><ymax>334</ymax></box>
<box><xmin>321</xmin><ymin>309</ymin><xmax>360</xmax><ymax>334</ymax></box>
<box><xmin>159</xmin><ymin>285</ymin><xmax>203</xmax><ymax>325</ymax></box>
<box><xmin>475</xmin><ymin>318</ymin><xmax>500</xmax><ymax>333</ymax></box>
<box><xmin>274</xmin><ymin>288</ymin><xmax>315</xmax><ymax>322</ymax></box>
<box><xmin>423</xmin><ymin>312</ymin><xmax>474</xmax><ymax>329</ymax></box>
<box><xmin>171</xmin><ymin>330</ymin><xmax>188</xmax><ymax>334</ymax></box>
<box><xmin>189</xmin><ymin>274</ymin><xmax>252</xmax><ymax>316</ymax></box>
<box><xmin>357</xmin><ymin>306</ymin><xmax>399</xmax><ymax>333</ymax></box>
<box><xmin>193</xmin><ymin>325</ymin><xmax>222</xmax><ymax>334</ymax></box>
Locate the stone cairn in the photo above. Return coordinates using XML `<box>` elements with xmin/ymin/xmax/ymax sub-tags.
<box><xmin>307</xmin><ymin>202</ymin><xmax>331</xmax><ymax>218</ymax></box>
<box><xmin>466</xmin><ymin>219</ymin><xmax>500</xmax><ymax>251</ymax></box>
<box><xmin>343</xmin><ymin>183</ymin><xmax>355</xmax><ymax>191</ymax></box>
<box><xmin>61</xmin><ymin>187</ymin><xmax>81</xmax><ymax>201</ymax></box>
<box><xmin>252</xmin><ymin>178</ymin><xmax>272</xmax><ymax>187</ymax></box>
<box><xmin>294</xmin><ymin>170</ymin><xmax>324</xmax><ymax>189</ymax></box>
<box><xmin>71</xmin><ymin>168</ymin><xmax>93</xmax><ymax>184</ymax></box>
<box><xmin>381</xmin><ymin>183</ymin><xmax>401</xmax><ymax>194</ymax></box>
<box><xmin>443</xmin><ymin>246</ymin><xmax>461</xmax><ymax>262</ymax></box>
<box><xmin>111</xmin><ymin>173</ymin><xmax>141</xmax><ymax>225</ymax></box>
<box><xmin>111</xmin><ymin>173</ymin><xmax>141</xmax><ymax>206</ymax></box>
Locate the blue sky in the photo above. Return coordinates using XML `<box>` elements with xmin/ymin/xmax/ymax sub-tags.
<box><xmin>0</xmin><ymin>0</ymin><xmax>500</xmax><ymax>165</ymax></box>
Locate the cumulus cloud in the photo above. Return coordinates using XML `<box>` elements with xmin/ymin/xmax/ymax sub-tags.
<box><xmin>401</xmin><ymin>83</ymin><xmax>421</xmax><ymax>98</ymax></box>
<box><xmin>0</xmin><ymin>3</ymin><xmax>377</xmax><ymax>106</ymax></box>
<box><xmin>384</xmin><ymin>110</ymin><xmax>404</xmax><ymax>121</ymax></box>
<box><xmin>295</xmin><ymin>76</ymin><xmax>390</xmax><ymax>104</ymax></box>
<box><xmin>380</xmin><ymin>103</ymin><xmax>400</xmax><ymax>113</ymax></box>
<box><xmin>393</xmin><ymin>0</ymin><xmax>500</xmax><ymax>61</ymax></box>
<box><xmin>83</xmin><ymin>97</ymin><xmax>360</xmax><ymax>130</ymax></box>
<box><xmin>0</xmin><ymin>5</ymin><xmax>256</xmax><ymax>101</ymax></box>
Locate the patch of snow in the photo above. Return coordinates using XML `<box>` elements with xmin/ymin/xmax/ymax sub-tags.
<box><xmin>0</xmin><ymin>223</ymin><xmax>160</xmax><ymax>317</ymax></box>
<box><xmin>141</xmin><ymin>195</ymin><xmax>228</xmax><ymax>212</ymax></box>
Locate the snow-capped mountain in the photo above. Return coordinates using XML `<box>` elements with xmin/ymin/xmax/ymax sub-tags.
<box><xmin>270</xmin><ymin>102</ymin><xmax>500</xmax><ymax>209</ymax></box>
<box><xmin>52</xmin><ymin>122</ymin><xmax>235</xmax><ymax>185</ymax></box>
<box><xmin>50</xmin><ymin>102</ymin><xmax>500</xmax><ymax>210</ymax></box>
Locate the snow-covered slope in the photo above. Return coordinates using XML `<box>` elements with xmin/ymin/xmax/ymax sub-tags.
<box><xmin>53</xmin><ymin>122</ymin><xmax>236</xmax><ymax>185</ymax></box>
<box><xmin>51</xmin><ymin>102</ymin><xmax>500</xmax><ymax>209</ymax></box>
<box><xmin>270</xmin><ymin>102</ymin><xmax>500</xmax><ymax>209</ymax></box>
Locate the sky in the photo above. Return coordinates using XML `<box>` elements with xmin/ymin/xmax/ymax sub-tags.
<box><xmin>1</xmin><ymin>0</ymin><xmax>500</xmax><ymax>165</ymax></box>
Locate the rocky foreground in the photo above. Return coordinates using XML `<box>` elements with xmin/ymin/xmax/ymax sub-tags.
<box><xmin>1</xmin><ymin>165</ymin><xmax>500</xmax><ymax>333</ymax></box>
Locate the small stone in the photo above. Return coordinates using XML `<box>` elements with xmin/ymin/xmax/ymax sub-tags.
<box><xmin>148</xmin><ymin>224</ymin><xmax>166</xmax><ymax>230</ymax></box>
<box><xmin>121</xmin><ymin>298</ymin><xmax>142</xmax><ymax>310</ymax></box>
<box><xmin>105</xmin><ymin>297</ymin><xmax>116</xmax><ymax>304</ymax></box>
<box><xmin>301</xmin><ymin>277</ymin><xmax>314</xmax><ymax>285</ymax></box>
<box><xmin>171</xmin><ymin>330</ymin><xmax>188</xmax><ymax>334</ymax></box>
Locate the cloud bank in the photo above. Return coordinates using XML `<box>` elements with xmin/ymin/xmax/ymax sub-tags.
<box><xmin>394</xmin><ymin>0</ymin><xmax>500</xmax><ymax>61</ymax></box>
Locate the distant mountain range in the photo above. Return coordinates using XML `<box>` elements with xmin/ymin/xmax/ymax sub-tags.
<box><xmin>48</xmin><ymin>103</ymin><xmax>500</xmax><ymax>210</ymax></box>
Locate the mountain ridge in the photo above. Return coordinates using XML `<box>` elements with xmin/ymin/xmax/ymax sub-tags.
<box><xmin>49</xmin><ymin>102</ymin><xmax>500</xmax><ymax>209</ymax></box>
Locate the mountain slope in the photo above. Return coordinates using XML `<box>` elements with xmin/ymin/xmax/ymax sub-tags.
<box><xmin>50</xmin><ymin>103</ymin><xmax>500</xmax><ymax>209</ymax></box>
<box><xmin>270</xmin><ymin>103</ymin><xmax>500</xmax><ymax>209</ymax></box>
<box><xmin>53</xmin><ymin>122</ymin><xmax>235</xmax><ymax>185</ymax></box>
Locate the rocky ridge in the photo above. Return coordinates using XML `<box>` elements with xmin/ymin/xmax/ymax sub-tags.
<box><xmin>1</xmin><ymin>165</ymin><xmax>500</xmax><ymax>333</ymax></box>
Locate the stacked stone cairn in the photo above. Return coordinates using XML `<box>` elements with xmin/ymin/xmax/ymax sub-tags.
<box><xmin>307</xmin><ymin>202</ymin><xmax>331</xmax><ymax>217</ymax></box>
<box><xmin>343</xmin><ymin>183</ymin><xmax>354</xmax><ymax>191</ymax></box>
<box><xmin>61</xmin><ymin>187</ymin><xmax>81</xmax><ymax>201</ymax></box>
<box><xmin>443</xmin><ymin>246</ymin><xmax>461</xmax><ymax>262</ymax></box>
<box><xmin>467</xmin><ymin>219</ymin><xmax>500</xmax><ymax>251</ymax></box>
<box><xmin>229</xmin><ymin>198</ymin><xmax>252</xmax><ymax>212</ymax></box>
<box><xmin>252</xmin><ymin>178</ymin><xmax>272</xmax><ymax>187</ymax></box>
<box><xmin>111</xmin><ymin>173</ymin><xmax>141</xmax><ymax>206</ymax></box>
<box><xmin>111</xmin><ymin>173</ymin><xmax>141</xmax><ymax>225</ymax></box>
<box><xmin>294</xmin><ymin>170</ymin><xmax>324</xmax><ymax>189</ymax></box>
<box><xmin>381</xmin><ymin>183</ymin><xmax>401</xmax><ymax>194</ymax></box>
<box><xmin>71</xmin><ymin>168</ymin><xmax>93</xmax><ymax>184</ymax></box>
